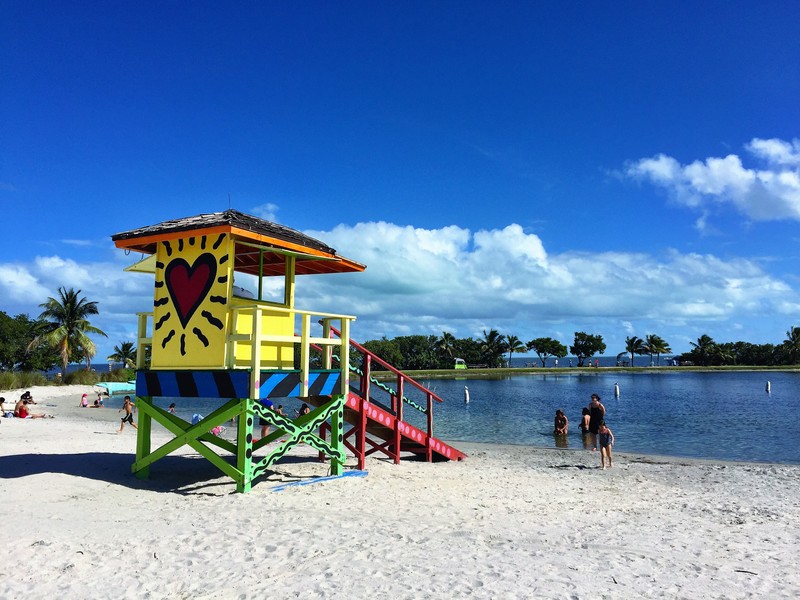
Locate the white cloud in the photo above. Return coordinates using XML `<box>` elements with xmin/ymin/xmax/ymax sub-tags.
<box><xmin>0</xmin><ymin>264</ymin><xmax>50</xmax><ymax>303</ymax></box>
<box><xmin>626</xmin><ymin>137</ymin><xmax>800</xmax><ymax>221</ymax></box>
<box><xmin>2</xmin><ymin>222</ymin><xmax>795</xmax><ymax>359</ymax></box>
<box><xmin>298</xmin><ymin>222</ymin><xmax>796</xmax><ymax>349</ymax></box>
<box><xmin>250</xmin><ymin>202</ymin><xmax>279</xmax><ymax>221</ymax></box>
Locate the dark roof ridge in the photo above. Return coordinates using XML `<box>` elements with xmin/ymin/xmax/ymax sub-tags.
<box><xmin>111</xmin><ymin>209</ymin><xmax>337</xmax><ymax>254</ymax></box>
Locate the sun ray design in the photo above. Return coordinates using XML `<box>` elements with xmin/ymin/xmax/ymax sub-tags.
<box><xmin>151</xmin><ymin>233</ymin><xmax>231</xmax><ymax>366</ymax></box>
<box><xmin>193</xmin><ymin>327</ymin><xmax>210</xmax><ymax>347</ymax></box>
<box><xmin>201</xmin><ymin>309</ymin><xmax>224</xmax><ymax>329</ymax></box>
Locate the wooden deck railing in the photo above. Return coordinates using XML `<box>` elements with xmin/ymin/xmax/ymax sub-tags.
<box><xmin>135</xmin><ymin>305</ymin><xmax>356</xmax><ymax>398</ymax></box>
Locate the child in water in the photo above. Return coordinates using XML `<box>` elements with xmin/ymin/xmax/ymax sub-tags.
<box><xmin>598</xmin><ymin>420</ymin><xmax>614</xmax><ymax>469</ymax></box>
<box><xmin>553</xmin><ymin>409</ymin><xmax>568</xmax><ymax>436</ymax></box>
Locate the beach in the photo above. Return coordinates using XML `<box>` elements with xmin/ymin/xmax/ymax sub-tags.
<box><xmin>2</xmin><ymin>385</ymin><xmax>799</xmax><ymax>599</ymax></box>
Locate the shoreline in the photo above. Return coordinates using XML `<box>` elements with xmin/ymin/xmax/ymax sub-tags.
<box><xmin>383</xmin><ymin>365</ymin><xmax>800</xmax><ymax>381</ymax></box>
<box><xmin>4</xmin><ymin>384</ymin><xmax>798</xmax><ymax>468</ymax></box>
<box><xmin>2</xmin><ymin>385</ymin><xmax>800</xmax><ymax>597</ymax></box>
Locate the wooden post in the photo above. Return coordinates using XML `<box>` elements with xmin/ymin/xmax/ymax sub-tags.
<box><xmin>426</xmin><ymin>392</ymin><xmax>434</xmax><ymax>462</ymax></box>
<box><xmin>236</xmin><ymin>397</ymin><xmax>253</xmax><ymax>493</ymax></box>
<box><xmin>250</xmin><ymin>305</ymin><xmax>262</xmax><ymax>398</ymax></box>
<box><xmin>358</xmin><ymin>354</ymin><xmax>370</xmax><ymax>470</ymax></box>
<box><xmin>330</xmin><ymin>395</ymin><xmax>344</xmax><ymax>476</ymax></box>
<box><xmin>322</xmin><ymin>318</ymin><xmax>333</xmax><ymax>369</ymax></box>
<box><xmin>394</xmin><ymin>378</ymin><xmax>404</xmax><ymax>464</ymax></box>
<box><xmin>300</xmin><ymin>313</ymin><xmax>311</xmax><ymax>396</ymax></box>
<box><xmin>134</xmin><ymin>395</ymin><xmax>152</xmax><ymax>479</ymax></box>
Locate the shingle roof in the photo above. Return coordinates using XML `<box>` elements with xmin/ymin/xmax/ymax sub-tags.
<box><xmin>112</xmin><ymin>209</ymin><xmax>365</xmax><ymax>276</ymax></box>
<box><xmin>111</xmin><ymin>209</ymin><xmax>336</xmax><ymax>254</ymax></box>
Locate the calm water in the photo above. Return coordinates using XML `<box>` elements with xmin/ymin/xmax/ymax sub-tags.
<box><xmin>134</xmin><ymin>371</ymin><xmax>799</xmax><ymax>464</ymax></box>
<box><xmin>405</xmin><ymin>371</ymin><xmax>800</xmax><ymax>464</ymax></box>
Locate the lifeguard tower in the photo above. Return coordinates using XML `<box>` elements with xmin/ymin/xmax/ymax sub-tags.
<box><xmin>113</xmin><ymin>209</ymin><xmax>465</xmax><ymax>493</ymax></box>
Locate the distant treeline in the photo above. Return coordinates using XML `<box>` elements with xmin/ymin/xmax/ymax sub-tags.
<box><xmin>360</xmin><ymin>327</ymin><xmax>800</xmax><ymax>370</ymax></box>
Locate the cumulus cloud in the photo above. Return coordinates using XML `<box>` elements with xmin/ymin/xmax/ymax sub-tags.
<box><xmin>626</xmin><ymin>137</ymin><xmax>800</xmax><ymax>222</ymax></box>
<box><xmin>298</xmin><ymin>222</ymin><xmax>795</xmax><ymax>347</ymax></box>
<box><xmin>1</xmin><ymin>222</ymin><xmax>795</xmax><ymax>358</ymax></box>
<box><xmin>250</xmin><ymin>202</ymin><xmax>279</xmax><ymax>221</ymax></box>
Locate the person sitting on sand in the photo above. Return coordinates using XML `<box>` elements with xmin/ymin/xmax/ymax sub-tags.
<box><xmin>118</xmin><ymin>395</ymin><xmax>138</xmax><ymax>432</ymax></box>
<box><xmin>295</xmin><ymin>403</ymin><xmax>310</xmax><ymax>418</ymax></box>
<box><xmin>79</xmin><ymin>393</ymin><xmax>89</xmax><ymax>407</ymax></box>
<box><xmin>275</xmin><ymin>404</ymin><xmax>286</xmax><ymax>417</ymax></box>
<box><xmin>168</xmin><ymin>403</ymin><xmax>176</xmax><ymax>413</ymax></box>
<box><xmin>14</xmin><ymin>398</ymin><xmax>51</xmax><ymax>419</ymax></box>
<box><xmin>598</xmin><ymin>420</ymin><xmax>614</xmax><ymax>469</ymax></box>
<box><xmin>553</xmin><ymin>409</ymin><xmax>568</xmax><ymax>436</ymax></box>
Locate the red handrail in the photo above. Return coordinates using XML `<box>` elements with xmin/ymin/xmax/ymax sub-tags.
<box><xmin>325</xmin><ymin>325</ymin><xmax>445</xmax><ymax>403</ymax></box>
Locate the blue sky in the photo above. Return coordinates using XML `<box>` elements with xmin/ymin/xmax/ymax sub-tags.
<box><xmin>2</xmin><ymin>1</ymin><xmax>800</xmax><ymax>361</ymax></box>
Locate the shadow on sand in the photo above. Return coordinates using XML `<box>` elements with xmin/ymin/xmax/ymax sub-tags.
<box><xmin>0</xmin><ymin>450</ymin><xmax>335</xmax><ymax>495</ymax></box>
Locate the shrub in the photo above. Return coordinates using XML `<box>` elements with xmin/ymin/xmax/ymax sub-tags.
<box><xmin>17</xmin><ymin>371</ymin><xmax>48</xmax><ymax>388</ymax></box>
<box><xmin>0</xmin><ymin>371</ymin><xmax>15</xmax><ymax>391</ymax></box>
<box><xmin>64</xmin><ymin>369</ymin><xmax>101</xmax><ymax>386</ymax></box>
<box><xmin>105</xmin><ymin>368</ymin><xmax>135</xmax><ymax>382</ymax></box>
<box><xmin>0</xmin><ymin>371</ymin><xmax>49</xmax><ymax>391</ymax></box>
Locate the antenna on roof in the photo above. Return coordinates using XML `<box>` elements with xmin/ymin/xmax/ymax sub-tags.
<box><xmin>228</xmin><ymin>193</ymin><xmax>232</xmax><ymax>209</ymax></box>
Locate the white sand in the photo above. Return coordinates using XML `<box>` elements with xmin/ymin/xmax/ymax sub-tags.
<box><xmin>2</xmin><ymin>385</ymin><xmax>799</xmax><ymax>599</ymax></box>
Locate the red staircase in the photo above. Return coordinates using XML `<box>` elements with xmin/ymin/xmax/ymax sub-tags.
<box><xmin>312</xmin><ymin>331</ymin><xmax>466</xmax><ymax>469</ymax></box>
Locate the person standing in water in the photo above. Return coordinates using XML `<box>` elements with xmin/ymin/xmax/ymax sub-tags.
<box><xmin>587</xmin><ymin>393</ymin><xmax>605</xmax><ymax>451</ymax></box>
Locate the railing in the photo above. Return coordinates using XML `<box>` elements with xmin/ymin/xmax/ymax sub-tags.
<box><xmin>325</xmin><ymin>325</ymin><xmax>444</xmax><ymax>440</ymax></box>
<box><xmin>135</xmin><ymin>305</ymin><xmax>356</xmax><ymax>398</ymax></box>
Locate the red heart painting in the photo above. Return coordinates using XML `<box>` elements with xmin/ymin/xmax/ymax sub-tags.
<box><xmin>164</xmin><ymin>253</ymin><xmax>218</xmax><ymax>328</ymax></box>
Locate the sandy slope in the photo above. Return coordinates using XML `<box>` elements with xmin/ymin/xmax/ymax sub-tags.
<box><xmin>1</xmin><ymin>385</ymin><xmax>798</xmax><ymax>599</ymax></box>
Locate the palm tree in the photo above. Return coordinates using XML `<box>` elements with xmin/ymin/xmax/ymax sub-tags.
<box><xmin>480</xmin><ymin>329</ymin><xmax>507</xmax><ymax>368</ymax></box>
<box><xmin>690</xmin><ymin>334</ymin><xmax>717</xmax><ymax>366</ymax></box>
<box><xmin>624</xmin><ymin>335</ymin><xmax>647</xmax><ymax>367</ymax></box>
<box><xmin>644</xmin><ymin>334</ymin><xmax>672</xmax><ymax>366</ymax></box>
<box><xmin>31</xmin><ymin>287</ymin><xmax>108</xmax><ymax>376</ymax></box>
<box><xmin>784</xmin><ymin>326</ymin><xmax>800</xmax><ymax>364</ymax></box>
<box><xmin>435</xmin><ymin>331</ymin><xmax>456</xmax><ymax>358</ymax></box>
<box><xmin>108</xmin><ymin>341</ymin><xmax>137</xmax><ymax>368</ymax></box>
<box><xmin>505</xmin><ymin>335</ymin><xmax>526</xmax><ymax>368</ymax></box>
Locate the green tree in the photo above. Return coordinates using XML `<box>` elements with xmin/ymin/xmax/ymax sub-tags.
<box><xmin>361</xmin><ymin>337</ymin><xmax>404</xmax><ymax>371</ymax></box>
<box><xmin>0</xmin><ymin>312</ymin><xmax>60</xmax><ymax>371</ymax></box>
<box><xmin>107</xmin><ymin>341</ymin><xmax>137</xmax><ymax>368</ymax></box>
<box><xmin>527</xmin><ymin>337</ymin><xmax>568</xmax><ymax>367</ymax></box>
<box><xmin>783</xmin><ymin>326</ymin><xmax>800</xmax><ymax>364</ymax></box>
<box><xmin>392</xmin><ymin>335</ymin><xmax>438</xmax><ymax>370</ymax></box>
<box><xmin>30</xmin><ymin>287</ymin><xmax>108</xmax><ymax>376</ymax></box>
<box><xmin>688</xmin><ymin>334</ymin><xmax>717</xmax><ymax>366</ymax></box>
<box><xmin>435</xmin><ymin>331</ymin><xmax>457</xmax><ymax>367</ymax></box>
<box><xmin>570</xmin><ymin>332</ymin><xmax>606</xmax><ymax>367</ymax></box>
<box><xmin>505</xmin><ymin>335</ymin><xmax>526</xmax><ymax>367</ymax></box>
<box><xmin>644</xmin><ymin>334</ymin><xmax>672</xmax><ymax>366</ymax></box>
<box><xmin>450</xmin><ymin>337</ymin><xmax>483</xmax><ymax>366</ymax></box>
<box><xmin>624</xmin><ymin>335</ymin><xmax>647</xmax><ymax>367</ymax></box>
<box><xmin>480</xmin><ymin>329</ymin><xmax>507</xmax><ymax>368</ymax></box>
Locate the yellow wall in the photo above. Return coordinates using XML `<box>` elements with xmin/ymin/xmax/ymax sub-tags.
<box><xmin>151</xmin><ymin>232</ymin><xmax>232</xmax><ymax>368</ymax></box>
<box><xmin>230</xmin><ymin>298</ymin><xmax>295</xmax><ymax>369</ymax></box>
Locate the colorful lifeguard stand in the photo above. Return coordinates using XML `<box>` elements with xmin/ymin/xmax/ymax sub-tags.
<box><xmin>112</xmin><ymin>209</ymin><xmax>365</xmax><ymax>492</ymax></box>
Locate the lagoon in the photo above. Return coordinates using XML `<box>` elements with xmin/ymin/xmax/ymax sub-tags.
<box><xmin>145</xmin><ymin>369</ymin><xmax>800</xmax><ymax>465</ymax></box>
<box><xmin>408</xmin><ymin>370</ymin><xmax>800</xmax><ymax>464</ymax></box>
